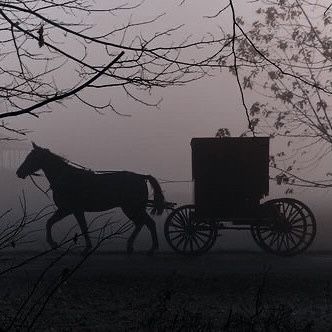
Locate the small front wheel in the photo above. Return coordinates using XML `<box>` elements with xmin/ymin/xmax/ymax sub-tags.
<box><xmin>164</xmin><ymin>205</ymin><xmax>217</xmax><ymax>255</ymax></box>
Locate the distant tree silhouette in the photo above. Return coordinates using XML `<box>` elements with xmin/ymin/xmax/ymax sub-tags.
<box><xmin>211</xmin><ymin>0</ymin><xmax>332</xmax><ymax>188</ymax></box>
<box><xmin>0</xmin><ymin>0</ymin><xmax>228</xmax><ymax>139</ymax></box>
<box><xmin>0</xmin><ymin>199</ymin><xmax>133</xmax><ymax>330</ymax></box>
<box><xmin>3</xmin><ymin>0</ymin><xmax>332</xmax><ymax>186</ymax></box>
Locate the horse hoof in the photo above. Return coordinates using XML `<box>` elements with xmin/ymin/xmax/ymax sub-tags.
<box><xmin>49</xmin><ymin>242</ymin><xmax>58</xmax><ymax>249</ymax></box>
<box><xmin>81</xmin><ymin>248</ymin><xmax>92</xmax><ymax>256</ymax></box>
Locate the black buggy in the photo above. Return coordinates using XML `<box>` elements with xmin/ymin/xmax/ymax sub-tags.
<box><xmin>164</xmin><ymin>137</ymin><xmax>316</xmax><ymax>256</ymax></box>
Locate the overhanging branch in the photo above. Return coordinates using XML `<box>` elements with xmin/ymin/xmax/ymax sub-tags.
<box><xmin>0</xmin><ymin>51</ymin><xmax>125</xmax><ymax>119</ymax></box>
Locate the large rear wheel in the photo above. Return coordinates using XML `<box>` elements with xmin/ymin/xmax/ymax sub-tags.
<box><xmin>251</xmin><ymin>198</ymin><xmax>316</xmax><ymax>256</ymax></box>
<box><xmin>164</xmin><ymin>205</ymin><xmax>217</xmax><ymax>255</ymax></box>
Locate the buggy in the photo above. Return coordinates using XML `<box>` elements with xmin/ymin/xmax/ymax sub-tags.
<box><xmin>164</xmin><ymin>137</ymin><xmax>316</xmax><ymax>256</ymax></box>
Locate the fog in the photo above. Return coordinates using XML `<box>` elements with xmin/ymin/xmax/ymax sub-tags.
<box><xmin>2</xmin><ymin>74</ymin><xmax>332</xmax><ymax>253</ymax></box>
<box><xmin>0</xmin><ymin>0</ymin><xmax>331</xmax><ymax>253</ymax></box>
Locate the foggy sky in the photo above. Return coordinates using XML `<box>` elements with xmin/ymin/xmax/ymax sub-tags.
<box><xmin>0</xmin><ymin>1</ymin><xmax>331</xmax><ymax>252</ymax></box>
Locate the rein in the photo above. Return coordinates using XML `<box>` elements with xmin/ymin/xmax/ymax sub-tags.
<box><xmin>27</xmin><ymin>153</ymin><xmax>119</xmax><ymax>201</ymax></box>
<box><xmin>29</xmin><ymin>174</ymin><xmax>51</xmax><ymax>200</ymax></box>
<box><xmin>67</xmin><ymin>160</ymin><xmax>119</xmax><ymax>174</ymax></box>
<box><xmin>27</xmin><ymin>163</ymin><xmax>116</xmax><ymax>202</ymax></box>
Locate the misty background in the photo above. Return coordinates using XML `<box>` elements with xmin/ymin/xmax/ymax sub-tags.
<box><xmin>0</xmin><ymin>0</ymin><xmax>331</xmax><ymax>252</ymax></box>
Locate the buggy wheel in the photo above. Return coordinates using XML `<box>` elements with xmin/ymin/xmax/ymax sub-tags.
<box><xmin>251</xmin><ymin>198</ymin><xmax>315</xmax><ymax>256</ymax></box>
<box><xmin>164</xmin><ymin>205</ymin><xmax>217</xmax><ymax>255</ymax></box>
<box><xmin>286</xmin><ymin>199</ymin><xmax>316</xmax><ymax>254</ymax></box>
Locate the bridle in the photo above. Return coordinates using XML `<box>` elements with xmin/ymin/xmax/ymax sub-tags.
<box><xmin>29</xmin><ymin>173</ymin><xmax>51</xmax><ymax>200</ymax></box>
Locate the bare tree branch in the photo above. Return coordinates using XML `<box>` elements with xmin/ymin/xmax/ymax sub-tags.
<box><xmin>0</xmin><ymin>51</ymin><xmax>125</xmax><ymax>119</ymax></box>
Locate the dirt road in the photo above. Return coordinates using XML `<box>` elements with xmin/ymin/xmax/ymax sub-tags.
<box><xmin>5</xmin><ymin>249</ymin><xmax>331</xmax><ymax>279</ymax></box>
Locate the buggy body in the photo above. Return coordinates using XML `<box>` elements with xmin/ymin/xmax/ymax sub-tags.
<box><xmin>164</xmin><ymin>137</ymin><xmax>316</xmax><ymax>256</ymax></box>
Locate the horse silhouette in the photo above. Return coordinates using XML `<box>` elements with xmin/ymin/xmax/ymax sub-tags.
<box><xmin>16</xmin><ymin>143</ymin><xmax>165</xmax><ymax>255</ymax></box>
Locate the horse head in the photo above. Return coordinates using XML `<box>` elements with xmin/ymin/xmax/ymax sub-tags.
<box><xmin>16</xmin><ymin>142</ymin><xmax>44</xmax><ymax>179</ymax></box>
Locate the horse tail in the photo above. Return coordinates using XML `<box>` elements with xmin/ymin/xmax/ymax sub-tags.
<box><xmin>145</xmin><ymin>175</ymin><xmax>165</xmax><ymax>215</ymax></box>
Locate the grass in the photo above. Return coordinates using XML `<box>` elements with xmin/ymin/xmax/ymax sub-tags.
<box><xmin>0</xmin><ymin>254</ymin><xmax>332</xmax><ymax>331</ymax></box>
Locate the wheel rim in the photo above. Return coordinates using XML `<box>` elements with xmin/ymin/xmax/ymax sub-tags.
<box><xmin>164</xmin><ymin>205</ymin><xmax>217</xmax><ymax>255</ymax></box>
<box><xmin>287</xmin><ymin>199</ymin><xmax>316</xmax><ymax>254</ymax></box>
<box><xmin>253</xmin><ymin>198</ymin><xmax>312</xmax><ymax>256</ymax></box>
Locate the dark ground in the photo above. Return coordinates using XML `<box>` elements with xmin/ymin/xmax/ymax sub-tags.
<box><xmin>1</xmin><ymin>250</ymin><xmax>332</xmax><ymax>331</ymax></box>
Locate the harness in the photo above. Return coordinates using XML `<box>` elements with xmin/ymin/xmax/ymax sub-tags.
<box><xmin>28</xmin><ymin>159</ymin><xmax>120</xmax><ymax>201</ymax></box>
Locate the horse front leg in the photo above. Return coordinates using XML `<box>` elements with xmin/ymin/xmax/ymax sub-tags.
<box><xmin>127</xmin><ymin>224</ymin><xmax>143</xmax><ymax>254</ymax></box>
<box><xmin>74</xmin><ymin>211</ymin><xmax>92</xmax><ymax>255</ymax></box>
<box><xmin>46</xmin><ymin>209</ymin><xmax>70</xmax><ymax>249</ymax></box>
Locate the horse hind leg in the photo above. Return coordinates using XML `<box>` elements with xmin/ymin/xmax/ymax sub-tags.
<box><xmin>143</xmin><ymin>212</ymin><xmax>159</xmax><ymax>255</ymax></box>
<box><xmin>123</xmin><ymin>206</ymin><xmax>159</xmax><ymax>255</ymax></box>
<box><xmin>126</xmin><ymin>209</ymin><xmax>159</xmax><ymax>256</ymax></box>
<box><xmin>74</xmin><ymin>211</ymin><xmax>92</xmax><ymax>255</ymax></box>
<box><xmin>46</xmin><ymin>209</ymin><xmax>70</xmax><ymax>249</ymax></box>
<box><xmin>122</xmin><ymin>206</ymin><xmax>143</xmax><ymax>254</ymax></box>
<box><xmin>127</xmin><ymin>223</ymin><xmax>143</xmax><ymax>254</ymax></box>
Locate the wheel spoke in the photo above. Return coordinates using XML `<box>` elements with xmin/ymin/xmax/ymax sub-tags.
<box><xmin>276</xmin><ymin>233</ymin><xmax>284</xmax><ymax>249</ymax></box>
<box><xmin>195</xmin><ymin>231</ymin><xmax>210</xmax><ymax>238</ymax></box>
<box><xmin>181</xmin><ymin>208</ymin><xmax>192</xmax><ymax>226</ymax></box>
<box><xmin>284</xmin><ymin>202</ymin><xmax>293</xmax><ymax>219</ymax></box>
<box><xmin>291</xmin><ymin>225</ymin><xmax>306</xmax><ymax>230</ymax></box>
<box><xmin>179</xmin><ymin>210</ymin><xmax>189</xmax><ymax>226</ymax></box>
<box><xmin>300</xmin><ymin>230</ymin><xmax>314</xmax><ymax>237</ymax></box>
<box><xmin>284</xmin><ymin>234</ymin><xmax>291</xmax><ymax>251</ymax></box>
<box><xmin>172</xmin><ymin>213</ymin><xmax>185</xmax><ymax>226</ymax></box>
<box><xmin>170</xmin><ymin>233</ymin><xmax>184</xmax><ymax>242</ymax></box>
<box><xmin>261</xmin><ymin>231</ymin><xmax>275</xmax><ymax>242</ymax></box>
<box><xmin>287</xmin><ymin>205</ymin><xmax>299</xmax><ymax>222</ymax></box>
<box><xmin>268</xmin><ymin>232</ymin><xmax>280</xmax><ymax>248</ymax></box>
<box><xmin>252</xmin><ymin>199</ymin><xmax>316</xmax><ymax>256</ymax></box>
<box><xmin>192</xmin><ymin>234</ymin><xmax>203</xmax><ymax>249</ymax></box>
<box><xmin>290</xmin><ymin>228</ymin><xmax>305</xmax><ymax>236</ymax></box>
<box><xmin>280</xmin><ymin>202</ymin><xmax>286</xmax><ymax>218</ymax></box>
<box><xmin>289</xmin><ymin>229</ymin><xmax>303</xmax><ymax>240</ymax></box>
<box><xmin>165</xmin><ymin>205</ymin><xmax>216</xmax><ymax>255</ymax></box>
<box><xmin>195</xmin><ymin>232</ymin><xmax>208</xmax><ymax>244</ymax></box>
<box><xmin>286</xmin><ymin>232</ymin><xmax>298</xmax><ymax>247</ymax></box>
<box><xmin>183</xmin><ymin>237</ymin><xmax>189</xmax><ymax>251</ymax></box>
<box><xmin>175</xmin><ymin>235</ymin><xmax>186</xmax><ymax>248</ymax></box>
<box><xmin>277</xmin><ymin>234</ymin><xmax>286</xmax><ymax>251</ymax></box>
<box><xmin>169</xmin><ymin>224</ymin><xmax>185</xmax><ymax>230</ymax></box>
<box><xmin>290</xmin><ymin>216</ymin><xmax>305</xmax><ymax>225</ymax></box>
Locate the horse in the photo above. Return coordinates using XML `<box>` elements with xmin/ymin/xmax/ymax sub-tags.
<box><xmin>16</xmin><ymin>142</ymin><xmax>165</xmax><ymax>255</ymax></box>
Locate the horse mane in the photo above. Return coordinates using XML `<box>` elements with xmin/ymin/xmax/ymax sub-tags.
<box><xmin>37</xmin><ymin>147</ymin><xmax>106</xmax><ymax>174</ymax></box>
<box><xmin>39</xmin><ymin>147</ymin><xmax>70</xmax><ymax>165</ymax></box>
<box><xmin>38</xmin><ymin>147</ymin><xmax>90</xmax><ymax>173</ymax></box>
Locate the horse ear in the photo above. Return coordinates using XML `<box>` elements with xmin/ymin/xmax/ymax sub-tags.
<box><xmin>32</xmin><ymin>142</ymin><xmax>38</xmax><ymax>149</ymax></box>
